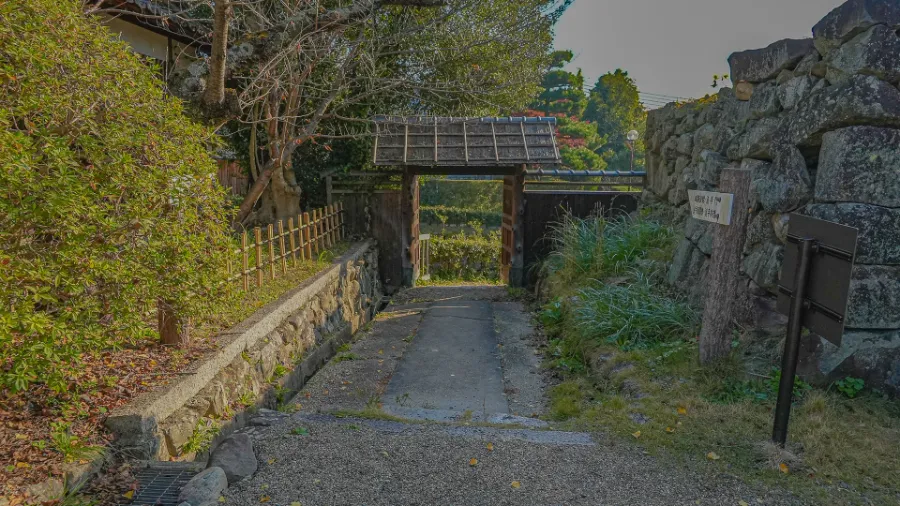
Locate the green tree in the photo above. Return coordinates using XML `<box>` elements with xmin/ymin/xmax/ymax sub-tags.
<box><xmin>584</xmin><ymin>69</ymin><xmax>647</xmax><ymax>170</ymax></box>
<box><xmin>533</xmin><ymin>50</ymin><xmax>588</xmax><ymax>117</ymax></box>
<box><xmin>0</xmin><ymin>0</ymin><xmax>232</xmax><ymax>392</ymax></box>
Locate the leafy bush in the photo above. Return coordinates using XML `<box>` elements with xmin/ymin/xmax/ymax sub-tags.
<box><xmin>420</xmin><ymin>179</ymin><xmax>503</xmax><ymax>212</ymax></box>
<box><xmin>420</xmin><ymin>206</ymin><xmax>503</xmax><ymax>228</ymax></box>
<box><xmin>835</xmin><ymin>377</ymin><xmax>865</xmax><ymax>398</ymax></box>
<box><xmin>0</xmin><ymin>0</ymin><xmax>232</xmax><ymax>392</ymax></box>
<box><xmin>429</xmin><ymin>231</ymin><xmax>501</xmax><ymax>281</ymax></box>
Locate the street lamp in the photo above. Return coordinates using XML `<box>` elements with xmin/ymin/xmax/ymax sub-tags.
<box><xmin>626</xmin><ymin>129</ymin><xmax>639</xmax><ymax>172</ymax></box>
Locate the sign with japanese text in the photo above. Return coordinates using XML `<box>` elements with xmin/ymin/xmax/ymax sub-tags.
<box><xmin>688</xmin><ymin>190</ymin><xmax>734</xmax><ymax>225</ymax></box>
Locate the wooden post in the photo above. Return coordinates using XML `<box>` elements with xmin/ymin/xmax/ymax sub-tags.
<box><xmin>699</xmin><ymin>168</ymin><xmax>753</xmax><ymax>364</ymax></box>
<box><xmin>288</xmin><ymin>217</ymin><xmax>297</xmax><ymax>264</ymax></box>
<box><xmin>278</xmin><ymin>220</ymin><xmax>288</xmax><ymax>274</ymax></box>
<box><xmin>254</xmin><ymin>227</ymin><xmax>263</xmax><ymax>287</ymax></box>
<box><xmin>400</xmin><ymin>169</ymin><xmax>420</xmax><ymax>287</ymax></box>
<box><xmin>338</xmin><ymin>202</ymin><xmax>345</xmax><ymax>240</ymax></box>
<box><xmin>311</xmin><ymin>209</ymin><xmax>320</xmax><ymax>256</ymax></box>
<box><xmin>158</xmin><ymin>299</ymin><xmax>188</xmax><ymax>347</ymax></box>
<box><xmin>267</xmin><ymin>224</ymin><xmax>276</xmax><ymax>280</ymax></box>
<box><xmin>329</xmin><ymin>204</ymin><xmax>338</xmax><ymax>245</ymax></box>
<box><xmin>241</xmin><ymin>231</ymin><xmax>250</xmax><ymax>291</ymax></box>
<box><xmin>318</xmin><ymin>207</ymin><xmax>328</xmax><ymax>250</ymax></box>
<box><xmin>303</xmin><ymin>211</ymin><xmax>313</xmax><ymax>260</ymax></box>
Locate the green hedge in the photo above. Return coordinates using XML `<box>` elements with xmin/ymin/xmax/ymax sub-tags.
<box><xmin>421</xmin><ymin>206</ymin><xmax>503</xmax><ymax>227</ymax></box>
<box><xmin>420</xmin><ymin>179</ymin><xmax>503</xmax><ymax>212</ymax></box>
<box><xmin>429</xmin><ymin>232</ymin><xmax>501</xmax><ymax>281</ymax></box>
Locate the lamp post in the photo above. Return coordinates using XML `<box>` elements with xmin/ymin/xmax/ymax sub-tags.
<box><xmin>626</xmin><ymin>129</ymin><xmax>639</xmax><ymax>172</ymax></box>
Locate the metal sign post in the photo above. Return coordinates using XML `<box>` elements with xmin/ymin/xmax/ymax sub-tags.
<box><xmin>772</xmin><ymin>214</ymin><xmax>858</xmax><ymax>446</ymax></box>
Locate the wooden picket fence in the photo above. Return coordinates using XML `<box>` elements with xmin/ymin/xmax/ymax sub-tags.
<box><xmin>227</xmin><ymin>203</ymin><xmax>346</xmax><ymax>292</ymax></box>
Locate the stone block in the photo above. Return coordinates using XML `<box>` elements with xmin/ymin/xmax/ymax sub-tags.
<box><xmin>847</xmin><ymin>265</ymin><xmax>900</xmax><ymax>328</ymax></box>
<box><xmin>776</xmin><ymin>75</ymin><xmax>814</xmax><ymax>111</ymax></box>
<box><xmin>742</xmin><ymin>242</ymin><xmax>784</xmax><ymax>293</ymax></box>
<box><xmin>783</xmin><ymin>75</ymin><xmax>900</xmax><ymax>149</ymax></box>
<box><xmin>805</xmin><ymin>329</ymin><xmax>900</xmax><ymax>395</ymax></box>
<box><xmin>825</xmin><ymin>24</ymin><xmax>900</xmax><ymax>85</ymax></box>
<box><xmin>735</xmin><ymin>81</ymin><xmax>754</xmax><ymax>101</ymax></box>
<box><xmin>178</xmin><ymin>467</ymin><xmax>228</xmax><ymax>506</ymax></box>
<box><xmin>749</xmin><ymin>144</ymin><xmax>812</xmax><ymax>213</ymax></box>
<box><xmin>812</xmin><ymin>0</ymin><xmax>900</xmax><ymax>55</ymax></box>
<box><xmin>675</xmin><ymin>133</ymin><xmax>693</xmax><ymax>156</ymax></box>
<box><xmin>734</xmin><ymin>117</ymin><xmax>780</xmax><ymax>160</ymax></box>
<box><xmin>728</xmin><ymin>38</ymin><xmax>816</xmax><ymax>83</ymax></box>
<box><xmin>698</xmin><ymin>150</ymin><xmax>730</xmax><ymax>189</ymax></box>
<box><xmin>806</xmin><ymin>203</ymin><xmax>900</xmax><ymax>265</ymax></box>
<box><xmin>815</xmin><ymin>126</ymin><xmax>900</xmax><ymax>207</ymax></box>
<box><xmin>749</xmin><ymin>82</ymin><xmax>781</xmax><ymax>118</ymax></box>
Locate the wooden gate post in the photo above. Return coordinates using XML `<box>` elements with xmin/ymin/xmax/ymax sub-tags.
<box><xmin>400</xmin><ymin>168</ymin><xmax>420</xmax><ymax>287</ymax></box>
<box><xmin>502</xmin><ymin>165</ymin><xmax>527</xmax><ymax>287</ymax></box>
<box><xmin>699</xmin><ymin>167</ymin><xmax>753</xmax><ymax>364</ymax></box>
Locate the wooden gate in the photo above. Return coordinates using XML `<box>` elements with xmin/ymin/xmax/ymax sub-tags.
<box><xmin>501</xmin><ymin>169</ymin><xmax>526</xmax><ymax>287</ymax></box>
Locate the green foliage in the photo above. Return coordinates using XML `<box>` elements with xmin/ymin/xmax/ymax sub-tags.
<box><xmin>290</xmin><ymin>426</ymin><xmax>310</xmax><ymax>436</ymax></box>
<box><xmin>49</xmin><ymin>421</ymin><xmax>102</xmax><ymax>463</ymax></box>
<box><xmin>549</xmin><ymin>381</ymin><xmax>584</xmax><ymax>421</ymax></box>
<box><xmin>571</xmin><ymin>281</ymin><xmax>699</xmax><ymax>350</ymax></box>
<box><xmin>429</xmin><ymin>231</ymin><xmax>501</xmax><ymax>281</ymax></box>
<box><xmin>420</xmin><ymin>180</ymin><xmax>503</xmax><ymax>212</ymax></box>
<box><xmin>420</xmin><ymin>206</ymin><xmax>502</xmax><ymax>228</ymax></box>
<box><xmin>768</xmin><ymin>368</ymin><xmax>813</xmax><ymax>401</ymax></box>
<box><xmin>533</xmin><ymin>51</ymin><xmax>587</xmax><ymax>117</ymax></box>
<box><xmin>0</xmin><ymin>0</ymin><xmax>232</xmax><ymax>393</ymax></box>
<box><xmin>583</xmin><ymin>69</ymin><xmax>647</xmax><ymax>170</ymax></box>
<box><xmin>835</xmin><ymin>377</ymin><xmax>865</xmax><ymax>398</ymax></box>
<box><xmin>180</xmin><ymin>418</ymin><xmax>221</xmax><ymax>454</ymax></box>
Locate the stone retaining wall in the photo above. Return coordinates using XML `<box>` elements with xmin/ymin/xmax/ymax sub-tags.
<box><xmin>643</xmin><ymin>0</ymin><xmax>900</xmax><ymax>394</ymax></box>
<box><xmin>106</xmin><ymin>241</ymin><xmax>381</xmax><ymax>460</ymax></box>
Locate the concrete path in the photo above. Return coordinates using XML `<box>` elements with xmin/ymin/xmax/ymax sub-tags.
<box><xmin>221</xmin><ymin>286</ymin><xmax>805</xmax><ymax>506</ymax></box>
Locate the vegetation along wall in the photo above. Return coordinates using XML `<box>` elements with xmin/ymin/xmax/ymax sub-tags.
<box><xmin>643</xmin><ymin>0</ymin><xmax>900</xmax><ymax>394</ymax></box>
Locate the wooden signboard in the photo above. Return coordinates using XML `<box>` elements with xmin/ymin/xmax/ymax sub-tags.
<box><xmin>688</xmin><ymin>190</ymin><xmax>734</xmax><ymax>225</ymax></box>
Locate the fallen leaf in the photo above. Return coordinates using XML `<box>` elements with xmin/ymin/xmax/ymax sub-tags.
<box><xmin>261</xmin><ymin>484</ymin><xmax>269</xmax><ymax>490</ymax></box>
<box><xmin>665</xmin><ymin>427</ymin><xmax>676</xmax><ymax>433</ymax></box>
<box><xmin>511</xmin><ymin>481</ymin><xmax>521</xmax><ymax>489</ymax></box>
<box><xmin>469</xmin><ymin>458</ymin><xmax>478</xmax><ymax>466</ymax></box>
<box><xmin>218</xmin><ymin>497</ymin><xmax>226</xmax><ymax>503</ymax></box>
<box><xmin>267</xmin><ymin>458</ymin><xmax>276</xmax><ymax>465</ymax></box>
<box><xmin>290</xmin><ymin>502</ymin><xmax>302</xmax><ymax>506</ymax></box>
<box><xmin>706</xmin><ymin>452</ymin><xmax>721</xmax><ymax>461</ymax></box>
<box><xmin>779</xmin><ymin>463</ymin><xmax>790</xmax><ymax>474</ymax></box>
<box><xmin>123</xmin><ymin>490</ymin><xmax>134</xmax><ymax>500</ymax></box>
<box><xmin>632</xmin><ymin>431</ymin><xmax>641</xmax><ymax>439</ymax></box>
<box><xmin>486</xmin><ymin>442</ymin><xmax>494</xmax><ymax>452</ymax></box>
<box><xmin>677</xmin><ymin>407</ymin><xmax>688</xmax><ymax>415</ymax></box>
<box><xmin>14</xmin><ymin>434</ymin><xmax>28</xmax><ymax>440</ymax></box>
<box><xmin>259</xmin><ymin>496</ymin><xmax>270</xmax><ymax>503</ymax></box>
<box><xmin>739</xmin><ymin>501</ymin><xmax>749</xmax><ymax>506</ymax></box>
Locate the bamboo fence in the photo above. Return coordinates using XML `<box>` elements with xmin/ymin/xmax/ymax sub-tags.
<box><xmin>226</xmin><ymin>202</ymin><xmax>346</xmax><ymax>292</ymax></box>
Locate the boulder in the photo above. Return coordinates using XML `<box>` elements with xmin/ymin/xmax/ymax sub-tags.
<box><xmin>802</xmin><ymin>329</ymin><xmax>900</xmax><ymax>395</ymax></box>
<box><xmin>735</xmin><ymin>81</ymin><xmax>754</xmax><ymax>101</ymax></box>
<box><xmin>794</xmin><ymin>52</ymin><xmax>822</xmax><ymax>74</ymax></box>
<box><xmin>177</xmin><ymin>467</ymin><xmax>227</xmax><ymax>506</ymax></box>
<box><xmin>742</xmin><ymin>242</ymin><xmax>784</xmax><ymax>293</ymax></box>
<box><xmin>825</xmin><ymin>24</ymin><xmax>900</xmax><ymax>85</ymax></box>
<box><xmin>847</xmin><ymin>265</ymin><xmax>900</xmax><ymax>328</ymax></box>
<box><xmin>733</xmin><ymin>118</ymin><xmax>781</xmax><ymax>160</ymax></box>
<box><xmin>728</xmin><ymin>38</ymin><xmax>816</xmax><ymax>83</ymax></box>
<box><xmin>815</xmin><ymin>126</ymin><xmax>900</xmax><ymax>207</ymax></box>
<box><xmin>207</xmin><ymin>433</ymin><xmax>258</xmax><ymax>485</ymax></box>
<box><xmin>698</xmin><ymin>150</ymin><xmax>730</xmax><ymax>188</ymax></box>
<box><xmin>776</xmin><ymin>75</ymin><xmax>814</xmax><ymax>111</ymax></box>
<box><xmin>812</xmin><ymin>0</ymin><xmax>900</xmax><ymax>56</ymax></box>
<box><xmin>675</xmin><ymin>133</ymin><xmax>693</xmax><ymax>156</ymax></box>
<box><xmin>749</xmin><ymin>82</ymin><xmax>781</xmax><ymax>119</ymax></box>
<box><xmin>782</xmin><ymin>75</ymin><xmax>900</xmax><ymax>149</ymax></box>
<box><xmin>806</xmin><ymin>203</ymin><xmax>900</xmax><ymax>265</ymax></box>
<box><xmin>749</xmin><ymin>144</ymin><xmax>812</xmax><ymax>213</ymax></box>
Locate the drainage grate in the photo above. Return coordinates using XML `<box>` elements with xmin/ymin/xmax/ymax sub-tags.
<box><xmin>121</xmin><ymin>467</ymin><xmax>196</xmax><ymax>506</ymax></box>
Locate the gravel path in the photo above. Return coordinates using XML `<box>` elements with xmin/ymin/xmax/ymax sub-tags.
<box><xmin>226</xmin><ymin>286</ymin><xmax>804</xmax><ymax>506</ymax></box>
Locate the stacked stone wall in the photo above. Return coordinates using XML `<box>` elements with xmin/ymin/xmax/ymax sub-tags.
<box><xmin>644</xmin><ymin>0</ymin><xmax>900</xmax><ymax>394</ymax></box>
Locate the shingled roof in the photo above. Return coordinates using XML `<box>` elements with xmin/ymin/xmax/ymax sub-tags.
<box><xmin>372</xmin><ymin>116</ymin><xmax>561</xmax><ymax>167</ymax></box>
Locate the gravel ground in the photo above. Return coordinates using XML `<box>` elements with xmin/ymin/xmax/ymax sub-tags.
<box><xmin>224</xmin><ymin>414</ymin><xmax>803</xmax><ymax>506</ymax></box>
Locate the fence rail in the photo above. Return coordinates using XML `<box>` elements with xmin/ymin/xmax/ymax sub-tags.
<box><xmin>226</xmin><ymin>203</ymin><xmax>345</xmax><ymax>292</ymax></box>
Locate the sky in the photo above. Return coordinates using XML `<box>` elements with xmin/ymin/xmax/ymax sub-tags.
<box><xmin>553</xmin><ymin>0</ymin><xmax>846</xmax><ymax>105</ymax></box>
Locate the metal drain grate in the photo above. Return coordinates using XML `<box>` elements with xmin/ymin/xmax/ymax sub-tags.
<box><xmin>122</xmin><ymin>467</ymin><xmax>196</xmax><ymax>506</ymax></box>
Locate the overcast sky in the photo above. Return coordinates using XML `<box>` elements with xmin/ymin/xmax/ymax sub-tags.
<box><xmin>553</xmin><ymin>0</ymin><xmax>845</xmax><ymax>104</ymax></box>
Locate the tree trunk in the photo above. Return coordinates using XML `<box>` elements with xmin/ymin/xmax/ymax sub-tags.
<box><xmin>203</xmin><ymin>0</ymin><xmax>231</xmax><ymax>107</ymax></box>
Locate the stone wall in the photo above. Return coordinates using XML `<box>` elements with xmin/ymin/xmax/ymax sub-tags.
<box><xmin>643</xmin><ymin>0</ymin><xmax>900</xmax><ymax>394</ymax></box>
<box><xmin>106</xmin><ymin>241</ymin><xmax>381</xmax><ymax>460</ymax></box>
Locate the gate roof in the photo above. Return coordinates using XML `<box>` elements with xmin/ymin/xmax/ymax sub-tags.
<box><xmin>372</xmin><ymin>116</ymin><xmax>561</xmax><ymax>168</ymax></box>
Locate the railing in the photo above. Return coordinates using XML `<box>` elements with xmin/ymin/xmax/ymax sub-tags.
<box><xmin>227</xmin><ymin>203</ymin><xmax>345</xmax><ymax>292</ymax></box>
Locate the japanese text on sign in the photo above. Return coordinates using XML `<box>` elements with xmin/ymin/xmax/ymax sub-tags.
<box><xmin>688</xmin><ymin>190</ymin><xmax>734</xmax><ymax>225</ymax></box>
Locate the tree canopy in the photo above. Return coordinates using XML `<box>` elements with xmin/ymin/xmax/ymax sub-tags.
<box><xmin>584</xmin><ymin>69</ymin><xmax>647</xmax><ymax>170</ymax></box>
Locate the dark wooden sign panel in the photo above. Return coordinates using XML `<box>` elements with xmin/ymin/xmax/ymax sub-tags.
<box><xmin>776</xmin><ymin>214</ymin><xmax>858</xmax><ymax>346</ymax></box>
